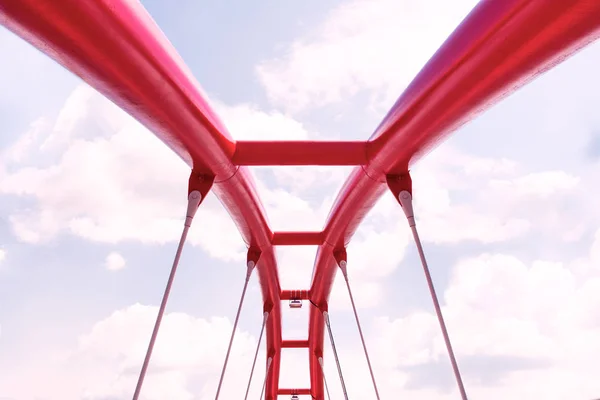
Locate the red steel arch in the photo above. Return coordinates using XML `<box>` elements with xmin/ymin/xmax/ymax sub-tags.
<box><xmin>308</xmin><ymin>0</ymin><xmax>600</xmax><ymax>394</ymax></box>
<box><xmin>0</xmin><ymin>0</ymin><xmax>285</xmax><ymax>396</ymax></box>
<box><xmin>2</xmin><ymin>0</ymin><xmax>600</xmax><ymax>399</ymax></box>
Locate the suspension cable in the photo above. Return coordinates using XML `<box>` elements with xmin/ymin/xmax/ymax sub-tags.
<box><xmin>318</xmin><ymin>357</ymin><xmax>332</xmax><ymax>400</ymax></box>
<box><xmin>398</xmin><ymin>190</ymin><xmax>468</xmax><ymax>400</ymax></box>
<box><xmin>323</xmin><ymin>311</ymin><xmax>349</xmax><ymax>400</ymax></box>
<box><xmin>244</xmin><ymin>311</ymin><xmax>269</xmax><ymax>400</ymax></box>
<box><xmin>259</xmin><ymin>357</ymin><xmax>273</xmax><ymax>400</ymax></box>
<box><xmin>338</xmin><ymin>260</ymin><xmax>381</xmax><ymax>400</ymax></box>
<box><xmin>215</xmin><ymin>260</ymin><xmax>256</xmax><ymax>399</ymax></box>
<box><xmin>132</xmin><ymin>191</ymin><xmax>203</xmax><ymax>400</ymax></box>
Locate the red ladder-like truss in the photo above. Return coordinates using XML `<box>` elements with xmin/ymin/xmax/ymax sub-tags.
<box><xmin>2</xmin><ymin>1</ymin><xmax>600</xmax><ymax>399</ymax></box>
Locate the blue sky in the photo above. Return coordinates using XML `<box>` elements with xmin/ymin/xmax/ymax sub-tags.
<box><xmin>1</xmin><ymin>0</ymin><xmax>600</xmax><ymax>399</ymax></box>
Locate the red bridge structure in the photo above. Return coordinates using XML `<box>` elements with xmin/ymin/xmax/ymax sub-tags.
<box><xmin>2</xmin><ymin>0</ymin><xmax>600</xmax><ymax>399</ymax></box>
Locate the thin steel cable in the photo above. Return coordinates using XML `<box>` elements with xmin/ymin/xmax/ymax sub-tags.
<box><xmin>215</xmin><ymin>262</ymin><xmax>255</xmax><ymax>399</ymax></box>
<box><xmin>399</xmin><ymin>191</ymin><xmax>468</xmax><ymax>400</ymax></box>
<box><xmin>259</xmin><ymin>357</ymin><xmax>273</xmax><ymax>400</ymax></box>
<box><xmin>244</xmin><ymin>312</ymin><xmax>269</xmax><ymax>400</ymax></box>
<box><xmin>318</xmin><ymin>357</ymin><xmax>332</xmax><ymax>400</ymax></box>
<box><xmin>132</xmin><ymin>191</ymin><xmax>202</xmax><ymax>400</ymax></box>
<box><xmin>340</xmin><ymin>261</ymin><xmax>381</xmax><ymax>400</ymax></box>
<box><xmin>132</xmin><ymin>224</ymin><xmax>189</xmax><ymax>399</ymax></box>
<box><xmin>323</xmin><ymin>311</ymin><xmax>349</xmax><ymax>400</ymax></box>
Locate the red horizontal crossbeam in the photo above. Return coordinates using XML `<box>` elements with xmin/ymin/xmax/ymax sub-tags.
<box><xmin>280</xmin><ymin>290</ymin><xmax>310</xmax><ymax>300</ymax></box>
<box><xmin>278</xmin><ymin>388</ymin><xmax>311</xmax><ymax>395</ymax></box>
<box><xmin>272</xmin><ymin>231</ymin><xmax>324</xmax><ymax>246</ymax></box>
<box><xmin>282</xmin><ymin>340</ymin><xmax>309</xmax><ymax>348</ymax></box>
<box><xmin>233</xmin><ymin>140</ymin><xmax>367</xmax><ymax>165</ymax></box>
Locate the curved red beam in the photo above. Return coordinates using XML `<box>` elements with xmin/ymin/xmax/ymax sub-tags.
<box><xmin>0</xmin><ymin>0</ymin><xmax>284</xmax><ymax>397</ymax></box>
<box><xmin>308</xmin><ymin>0</ymin><xmax>600</xmax><ymax>397</ymax></box>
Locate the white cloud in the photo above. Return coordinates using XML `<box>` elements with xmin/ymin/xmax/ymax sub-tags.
<box><xmin>6</xmin><ymin>285</ymin><xmax>595</xmax><ymax>400</ymax></box>
<box><xmin>0</xmin><ymin>85</ymin><xmax>321</xmax><ymax>264</ymax></box>
<box><xmin>404</xmin><ymin>145</ymin><xmax>590</xmax><ymax>246</ymax></box>
<box><xmin>257</xmin><ymin>0</ymin><xmax>479</xmax><ymax>113</ymax></box>
<box><xmin>488</xmin><ymin>170</ymin><xmax>580</xmax><ymax>199</ymax></box>
<box><xmin>0</xmin><ymin>304</ymin><xmax>261</xmax><ymax>400</ymax></box>
<box><xmin>105</xmin><ymin>252</ymin><xmax>126</xmax><ymax>271</ymax></box>
<box><xmin>371</xmin><ymin>231</ymin><xmax>600</xmax><ymax>399</ymax></box>
<box><xmin>212</xmin><ymin>101</ymin><xmax>311</xmax><ymax>141</ymax></box>
<box><xmin>0</xmin><ymin>248</ymin><xmax>5</xmax><ymax>264</ymax></box>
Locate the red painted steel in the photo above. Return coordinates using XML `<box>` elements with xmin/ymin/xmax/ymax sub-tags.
<box><xmin>234</xmin><ymin>141</ymin><xmax>368</xmax><ymax>165</ymax></box>
<box><xmin>282</xmin><ymin>340</ymin><xmax>309</xmax><ymax>348</ymax></box>
<box><xmin>280</xmin><ymin>290</ymin><xmax>310</xmax><ymax>301</ymax></box>
<box><xmin>0</xmin><ymin>1</ymin><xmax>284</xmax><ymax>397</ymax></box>
<box><xmin>278</xmin><ymin>388</ymin><xmax>312</xmax><ymax>395</ymax></box>
<box><xmin>272</xmin><ymin>231</ymin><xmax>324</xmax><ymax>246</ymax></box>
<box><xmin>308</xmin><ymin>0</ymin><xmax>600</xmax><ymax>396</ymax></box>
<box><xmin>2</xmin><ymin>0</ymin><xmax>600</xmax><ymax>399</ymax></box>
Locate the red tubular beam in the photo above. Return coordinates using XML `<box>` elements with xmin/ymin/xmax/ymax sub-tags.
<box><xmin>280</xmin><ymin>290</ymin><xmax>310</xmax><ymax>300</ymax></box>
<box><xmin>282</xmin><ymin>340</ymin><xmax>309</xmax><ymax>348</ymax></box>
<box><xmin>308</xmin><ymin>0</ymin><xmax>600</xmax><ymax>398</ymax></box>
<box><xmin>272</xmin><ymin>231</ymin><xmax>324</xmax><ymax>246</ymax></box>
<box><xmin>233</xmin><ymin>141</ymin><xmax>367</xmax><ymax>166</ymax></box>
<box><xmin>0</xmin><ymin>2</ymin><xmax>283</xmax><ymax>397</ymax></box>
<box><xmin>278</xmin><ymin>388</ymin><xmax>311</xmax><ymax>395</ymax></box>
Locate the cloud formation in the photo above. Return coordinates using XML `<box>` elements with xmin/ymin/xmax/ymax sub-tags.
<box><xmin>105</xmin><ymin>252</ymin><xmax>126</xmax><ymax>272</ymax></box>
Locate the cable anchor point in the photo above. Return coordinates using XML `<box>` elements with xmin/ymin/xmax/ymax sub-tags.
<box><xmin>387</xmin><ymin>172</ymin><xmax>415</xmax><ymax>226</ymax></box>
<box><xmin>186</xmin><ymin>171</ymin><xmax>215</xmax><ymax>227</ymax></box>
<box><xmin>246</xmin><ymin>247</ymin><xmax>262</xmax><ymax>280</ymax></box>
<box><xmin>386</xmin><ymin>171</ymin><xmax>469</xmax><ymax>400</ymax></box>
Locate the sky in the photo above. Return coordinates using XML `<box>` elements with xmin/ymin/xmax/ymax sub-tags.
<box><xmin>1</xmin><ymin>0</ymin><xmax>600</xmax><ymax>399</ymax></box>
